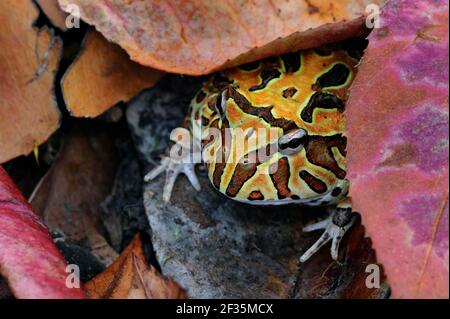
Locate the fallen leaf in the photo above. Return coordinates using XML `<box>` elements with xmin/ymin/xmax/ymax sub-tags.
<box><xmin>61</xmin><ymin>30</ymin><xmax>164</xmax><ymax>117</ymax></box>
<box><xmin>85</xmin><ymin>234</ymin><xmax>187</xmax><ymax>299</ymax></box>
<box><xmin>30</xmin><ymin>122</ymin><xmax>119</xmax><ymax>266</ymax></box>
<box><xmin>0</xmin><ymin>0</ymin><xmax>62</xmax><ymax>163</ymax></box>
<box><xmin>58</xmin><ymin>0</ymin><xmax>385</xmax><ymax>75</ymax></box>
<box><xmin>293</xmin><ymin>220</ymin><xmax>389</xmax><ymax>299</ymax></box>
<box><xmin>346</xmin><ymin>0</ymin><xmax>449</xmax><ymax>298</ymax></box>
<box><xmin>0</xmin><ymin>166</ymin><xmax>85</xmax><ymax>299</ymax></box>
<box><xmin>36</xmin><ymin>0</ymin><xmax>68</xmax><ymax>30</ymax></box>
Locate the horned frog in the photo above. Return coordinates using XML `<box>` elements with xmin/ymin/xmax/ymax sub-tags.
<box><xmin>145</xmin><ymin>41</ymin><xmax>364</xmax><ymax>262</ymax></box>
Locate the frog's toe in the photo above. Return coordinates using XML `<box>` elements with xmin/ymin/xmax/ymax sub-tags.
<box><xmin>302</xmin><ymin>216</ymin><xmax>331</xmax><ymax>232</ymax></box>
<box><xmin>299</xmin><ymin>224</ymin><xmax>333</xmax><ymax>263</ymax></box>
<box><xmin>330</xmin><ymin>215</ymin><xmax>357</xmax><ymax>261</ymax></box>
<box><xmin>145</xmin><ymin>157</ymin><xmax>200</xmax><ymax>203</ymax></box>
<box><xmin>300</xmin><ymin>213</ymin><xmax>357</xmax><ymax>263</ymax></box>
<box><xmin>182</xmin><ymin>163</ymin><xmax>201</xmax><ymax>192</ymax></box>
<box><xmin>144</xmin><ymin>157</ymin><xmax>170</xmax><ymax>182</ymax></box>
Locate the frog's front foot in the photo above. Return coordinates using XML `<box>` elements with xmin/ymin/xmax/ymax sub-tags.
<box><xmin>300</xmin><ymin>201</ymin><xmax>357</xmax><ymax>263</ymax></box>
<box><xmin>144</xmin><ymin>155</ymin><xmax>201</xmax><ymax>203</ymax></box>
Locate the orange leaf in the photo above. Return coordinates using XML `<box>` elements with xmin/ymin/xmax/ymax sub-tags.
<box><xmin>61</xmin><ymin>30</ymin><xmax>164</xmax><ymax>118</ymax></box>
<box><xmin>36</xmin><ymin>0</ymin><xmax>68</xmax><ymax>31</ymax></box>
<box><xmin>85</xmin><ymin>234</ymin><xmax>187</xmax><ymax>299</ymax></box>
<box><xmin>0</xmin><ymin>0</ymin><xmax>61</xmax><ymax>163</ymax></box>
<box><xmin>58</xmin><ymin>0</ymin><xmax>385</xmax><ymax>75</ymax></box>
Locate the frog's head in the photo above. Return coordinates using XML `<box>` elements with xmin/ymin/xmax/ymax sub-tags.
<box><xmin>201</xmin><ymin>88</ymin><xmax>348</xmax><ymax>205</ymax></box>
<box><xmin>198</xmin><ymin>47</ymin><xmax>357</xmax><ymax>205</ymax></box>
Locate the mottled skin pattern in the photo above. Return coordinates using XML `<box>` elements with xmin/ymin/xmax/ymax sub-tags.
<box><xmin>146</xmin><ymin>42</ymin><xmax>363</xmax><ymax>262</ymax></box>
<box><xmin>190</xmin><ymin>46</ymin><xmax>357</xmax><ymax>205</ymax></box>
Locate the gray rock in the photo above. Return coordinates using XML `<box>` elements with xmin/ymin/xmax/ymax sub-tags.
<box><xmin>126</xmin><ymin>75</ymin><xmax>205</xmax><ymax>161</ymax></box>
<box><xmin>143</xmin><ymin>173</ymin><xmax>319</xmax><ymax>298</ymax></box>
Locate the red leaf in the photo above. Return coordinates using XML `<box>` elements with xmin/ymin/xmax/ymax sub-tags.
<box><xmin>0</xmin><ymin>167</ymin><xmax>86</xmax><ymax>299</ymax></box>
<box><xmin>346</xmin><ymin>0</ymin><xmax>449</xmax><ymax>298</ymax></box>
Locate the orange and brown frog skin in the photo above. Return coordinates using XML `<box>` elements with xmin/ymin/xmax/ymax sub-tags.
<box><xmin>145</xmin><ymin>42</ymin><xmax>361</xmax><ymax>262</ymax></box>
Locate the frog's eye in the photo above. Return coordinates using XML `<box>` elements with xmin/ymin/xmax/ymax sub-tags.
<box><xmin>278</xmin><ymin>129</ymin><xmax>308</xmax><ymax>155</ymax></box>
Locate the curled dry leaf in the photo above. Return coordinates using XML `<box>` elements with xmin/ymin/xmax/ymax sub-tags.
<box><xmin>0</xmin><ymin>167</ymin><xmax>86</xmax><ymax>299</ymax></box>
<box><xmin>0</xmin><ymin>0</ymin><xmax>61</xmax><ymax>164</ymax></box>
<box><xmin>85</xmin><ymin>234</ymin><xmax>187</xmax><ymax>299</ymax></box>
<box><xmin>58</xmin><ymin>0</ymin><xmax>385</xmax><ymax>75</ymax></box>
<box><xmin>346</xmin><ymin>0</ymin><xmax>449</xmax><ymax>298</ymax></box>
<box><xmin>36</xmin><ymin>0</ymin><xmax>68</xmax><ymax>31</ymax></box>
<box><xmin>30</xmin><ymin>122</ymin><xmax>119</xmax><ymax>266</ymax></box>
<box><xmin>61</xmin><ymin>30</ymin><xmax>164</xmax><ymax>118</ymax></box>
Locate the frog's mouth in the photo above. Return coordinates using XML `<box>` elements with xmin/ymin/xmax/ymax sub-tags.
<box><xmin>229</xmin><ymin>193</ymin><xmax>339</xmax><ymax>206</ymax></box>
<box><xmin>221</xmin><ymin>179</ymin><xmax>349</xmax><ymax>207</ymax></box>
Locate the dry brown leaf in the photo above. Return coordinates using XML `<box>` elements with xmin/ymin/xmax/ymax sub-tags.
<box><xmin>0</xmin><ymin>0</ymin><xmax>61</xmax><ymax>164</ymax></box>
<box><xmin>30</xmin><ymin>122</ymin><xmax>119</xmax><ymax>266</ymax></box>
<box><xmin>58</xmin><ymin>0</ymin><xmax>385</xmax><ymax>75</ymax></box>
<box><xmin>36</xmin><ymin>0</ymin><xmax>68</xmax><ymax>31</ymax></box>
<box><xmin>61</xmin><ymin>30</ymin><xmax>164</xmax><ymax>118</ymax></box>
<box><xmin>85</xmin><ymin>234</ymin><xmax>187</xmax><ymax>299</ymax></box>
